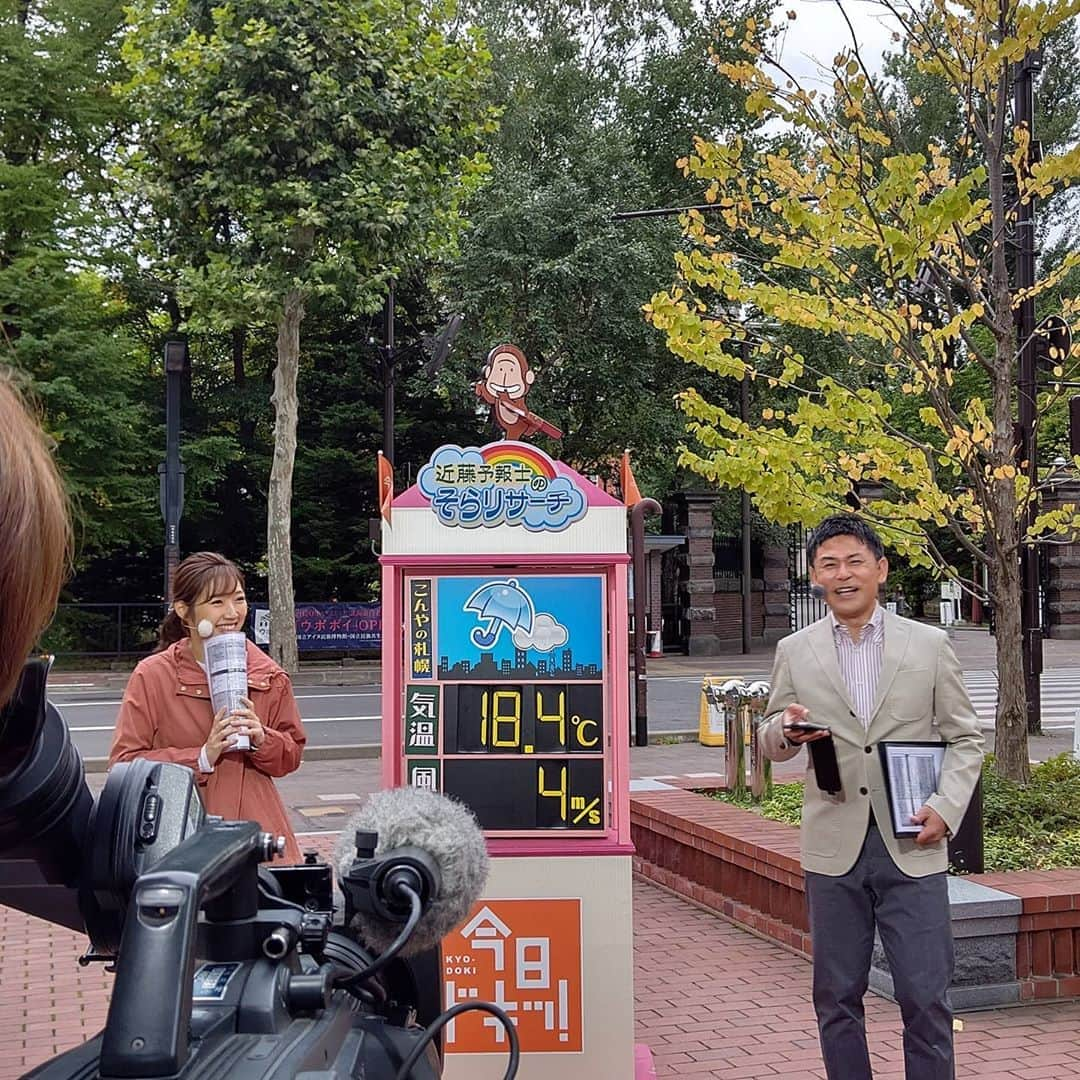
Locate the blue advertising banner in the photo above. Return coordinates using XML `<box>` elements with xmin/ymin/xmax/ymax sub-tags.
<box><xmin>252</xmin><ymin>603</ymin><xmax>381</xmax><ymax>650</ymax></box>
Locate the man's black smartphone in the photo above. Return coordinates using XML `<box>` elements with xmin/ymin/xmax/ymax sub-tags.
<box><xmin>785</xmin><ymin>720</ymin><xmax>830</xmax><ymax>733</ymax></box>
<box><xmin>809</xmin><ymin>738</ymin><xmax>843</xmax><ymax>794</ymax></box>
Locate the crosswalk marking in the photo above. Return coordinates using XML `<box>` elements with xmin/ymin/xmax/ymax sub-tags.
<box><xmin>963</xmin><ymin>669</ymin><xmax>1080</xmax><ymax>731</ymax></box>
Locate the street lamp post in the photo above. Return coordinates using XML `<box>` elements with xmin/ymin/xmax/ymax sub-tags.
<box><xmin>378</xmin><ymin>281</ymin><xmax>463</xmax><ymax>465</ymax></box>
<box><xmin>1014</xmin><ymin>48</ymin><xmax>1044</xmax><ymax>734</ymax></box>
<box><xmin>381</xmin><ymin>281</ymin><xmax>396</xmax><ymax>460</ymax></box>
<box><xmin>159</xmin><ymin>336</ymin><xmax>188</xmax><ymax>603</ymax></box>
<box><xmin>740</xmin><ymin>339</ymin><xmax>752</xmax><ymax>655</ymax></box>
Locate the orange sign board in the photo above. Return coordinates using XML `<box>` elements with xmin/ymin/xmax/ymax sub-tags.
<box><xmin>441</xmin><ymin>898</ymin><xmax>583</xmax><ymax>1054</ymax></box>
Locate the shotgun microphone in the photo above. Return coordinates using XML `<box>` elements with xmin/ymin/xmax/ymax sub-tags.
<box><xmin>336</xmin><ymin>786</ymin><xmax>489</xmax><ymax>956</ymax></box>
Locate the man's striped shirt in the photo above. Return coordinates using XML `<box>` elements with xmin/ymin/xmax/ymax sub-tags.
<box><xmin>829</xmin><ymin>604</ymin><xmax>885</xmax><ymax>728</ymax></box>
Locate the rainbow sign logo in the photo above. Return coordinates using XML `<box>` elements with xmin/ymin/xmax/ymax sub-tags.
<box><xmin>417</xmin><ymin>441</ymin><xmax>586</xmax><ymax>532</ymax></box>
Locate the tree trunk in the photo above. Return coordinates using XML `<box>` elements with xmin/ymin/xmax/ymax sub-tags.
<box><xmin>267</xmin><ymin>289</ymin><xmax>304</xmax><ymax>673</ymax></box>
<box><xmin>991</xmin><ymin>543</ymin><xmax>1030</xmax><ymax>783</ymax></box>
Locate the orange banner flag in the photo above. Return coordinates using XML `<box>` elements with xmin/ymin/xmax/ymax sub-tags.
<box><xmin>620</xmin><ymin>449</ymin><xmax>642</xmax><ymax>506</ymax></box>
<box><xmin>378</xmin><ymin>451</ymin><xmax>393</xmax><ymax>524</ymax></box>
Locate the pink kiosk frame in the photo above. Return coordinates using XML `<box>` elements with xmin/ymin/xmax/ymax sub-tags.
<box><xmin>380</xmin><ymin>441</ymin><xmax>645</xmax><ymax>1079</ymax></box>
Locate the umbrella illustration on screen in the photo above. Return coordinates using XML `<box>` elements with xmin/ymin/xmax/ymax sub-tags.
<box><xmin>464</xmin><ymin>578</ymin><xmax>535</xmax><ymax>648</ymax></box>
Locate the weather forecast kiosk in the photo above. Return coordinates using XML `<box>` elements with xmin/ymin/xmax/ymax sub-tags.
<box><xmin>380</xmin><ymin>431</ymin><xmax>639</xmax><ymax>1078</ymax></box>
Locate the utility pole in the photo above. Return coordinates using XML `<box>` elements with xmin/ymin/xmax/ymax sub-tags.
<box><xmin>740</xmin><ymin>339</ymin><xmax>752</xmax><ymax>655</ymax></box>
<box><xmin>1014</xmin><ymin>48</ymin><xmax>1043</xmax><ymax>735</ymax></box>
<box><xmin>382</xmin><ymin>281</ymin><xmax>396</xmax><ymax>461</ymax></box>
<box><xmin>158</xmin><ymin>337</ymin><xmax>188</xmax><ymax>603</ymax></box>
<box><xmin>630</xmin><ymin>497</ymin><xmax>662</xmax><ymax>746</ymax></box>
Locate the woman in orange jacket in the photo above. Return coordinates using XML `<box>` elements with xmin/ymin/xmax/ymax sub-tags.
<box><xmin>108</xmin><ymin>552</ymin><xmax>307</xmax><ymax>861</ymax></box>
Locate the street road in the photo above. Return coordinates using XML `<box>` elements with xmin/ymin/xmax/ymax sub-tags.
<box><xmin>52</xmin><ymin>673</ymin><xmax>762</xmax><ymax>761</ymax></box>
<box><xmin>49</xmin><ymin>666</ymin><xmax>1080</xmax><ymax>761</ymax></box>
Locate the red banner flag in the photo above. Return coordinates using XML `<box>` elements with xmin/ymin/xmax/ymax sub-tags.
<box><xmin>620</xmin><ymin>449</ymin><xmax>642</xmax><ymax>506</ymax></box>
<box><xmin>378</xmin><ymin>451</ymin><xmax>393</xmax><ymax>524</ymax></box>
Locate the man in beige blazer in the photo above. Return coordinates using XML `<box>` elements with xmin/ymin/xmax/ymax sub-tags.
<box><xmin>761</xmin><ymin>515</ymin><xmax>984</xmax><ymax>1080</ymax></box>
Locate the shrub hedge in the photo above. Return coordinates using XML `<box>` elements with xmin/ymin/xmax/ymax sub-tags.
<box><xmin>706</xmin><ymin>753</ymin><xmax>1080</xmax><ymax>873</ymax></box>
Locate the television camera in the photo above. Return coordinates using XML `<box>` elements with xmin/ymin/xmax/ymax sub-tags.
<box><xmin>0</xmin><ymin>658</ymin><xmax>517</xmax><ymax>1079</ymax></box>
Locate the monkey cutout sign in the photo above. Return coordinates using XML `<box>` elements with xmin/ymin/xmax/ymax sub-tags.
<box><xmin>475</xmin><ymin>343</ymin><xmax>563</xmax><ymax>442</ymax></box>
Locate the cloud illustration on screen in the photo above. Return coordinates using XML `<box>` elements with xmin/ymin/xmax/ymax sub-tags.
<box><xmin>417</xmin><ymin>445</ymin><xmax>485</xmax><ymax>500</ymax></box>
<box><xmin>521</xmin><ymin>476</ymin><xmax>586</xmax><ymax>532</ymax></box>
<box><xmin>512</xmin><ymin>613</ymin><xmax>569</xmax><ymax>653</ymax></box>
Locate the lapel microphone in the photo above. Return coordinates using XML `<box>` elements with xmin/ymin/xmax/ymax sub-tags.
<box><xmin>810</xmin><ymin>584</ymin><xmax>826</xmax><ymax>600</ymax></box>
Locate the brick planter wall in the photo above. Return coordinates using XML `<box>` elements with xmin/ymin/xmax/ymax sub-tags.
<box><xmin>631</xmin><ymin>784</ymin><xmax>1080</xmax><ymax>1003</ymax></box>
<box><xmin>970</xmin><ymin>871</ymin><xmax>1080</xmax><ymax>1000</ymax></box>
<box><xmin>630</xmin><ymin>788</ymin><xmax>811</xmax><ymax>956</ymax></box>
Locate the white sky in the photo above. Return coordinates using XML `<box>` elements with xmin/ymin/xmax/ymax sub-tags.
<box><xmin>770</xmin><ymin>0</ymin><xmax>904</xmax><ymax>86</ymax></box>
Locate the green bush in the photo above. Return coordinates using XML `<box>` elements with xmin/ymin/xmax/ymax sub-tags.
<box><xmin>704</xmin><ymin>753</ymin><xmax>1080</xmax><ymax>874</ymax></box>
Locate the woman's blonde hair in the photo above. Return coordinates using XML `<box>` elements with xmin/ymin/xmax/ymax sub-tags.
<box><xmin>0</xmin><ymin>374</ymin><xmax>72</xmax><ymax>706</ymax></box>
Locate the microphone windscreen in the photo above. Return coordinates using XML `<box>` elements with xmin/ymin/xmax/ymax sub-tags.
<box><xmin>336</xmin><ymin>786</ymin><xmax>489</xmax><ymax>956</ymax></box>
<box><xmin>810</xmin><ymin>584</ymin><xmax>826</xmax><ymax>601</ymax></box>
<box><xmin>197</xmin><ymin>619</ymin><xmax>215</xmax><ymax>639</ymax></box>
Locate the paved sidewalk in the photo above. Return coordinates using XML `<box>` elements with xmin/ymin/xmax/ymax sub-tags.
<box><xmin>8</xmin><ymin>862</ymin><xmax>1080</xmax><ymax>1078</ymax></box>
<box><xmin>8</xmin><ymin>734</ymin><xmax>1080</xmax><ymax>1078</ymax></box>
<box><xmin>636</xmin><ymin>879</ymin><xmax>1080</xmax><ymax>1079</ymax></box>
<box><xmin>8</xmin><ymin>629</ymin><xmax>1080</xmax><ymax>1078</ymax></box>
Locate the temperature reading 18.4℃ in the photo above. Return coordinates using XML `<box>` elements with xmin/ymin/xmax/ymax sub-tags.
<box><xmin>444</xmin><ymin>683</ymin><xmax>603</xmax><ymax>754</ymax></box>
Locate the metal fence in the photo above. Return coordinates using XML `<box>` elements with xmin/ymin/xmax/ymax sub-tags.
<box><xmin>712</xmin><ymin>537</ymin><xmax>763</xmax><ymax>581</ymax></box>
<box><xmin>788</xmin><ymin>525</ymin><xmax>827</xmax><ymax>631</ymax></box>
<box><xmin>39</xmin><ymin>603</ymin><xmax>169</xmax><ymax>658</ymax></box>
<box><xmin>38</xmin><ymin>601</ymin><xmax>381</xmax><ymax>659</ymax></box>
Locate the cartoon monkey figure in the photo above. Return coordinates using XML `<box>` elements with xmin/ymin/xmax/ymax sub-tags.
<box><xmin>475</xmin><ymin>343</ymin><xmax>563</xmax><ymax>441</ymax></box>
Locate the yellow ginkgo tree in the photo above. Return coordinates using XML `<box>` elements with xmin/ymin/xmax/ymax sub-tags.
<box><xmin>647</xmin><ymin>0</ymin><xmax>1080</xmax><ymax>782</ymax></box>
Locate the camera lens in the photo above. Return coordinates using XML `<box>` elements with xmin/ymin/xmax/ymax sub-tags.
<box><xmin>0</xmin><ymin>657</ymin><xmax>93</xmax><ymax>933</ymax></box>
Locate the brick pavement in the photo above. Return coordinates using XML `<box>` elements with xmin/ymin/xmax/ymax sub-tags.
<box><xmin>9</xmin><ymin>646</ymin><xmax>1080</xmax><ymax>1079</ymax></box>
<box><xmin>9</xmin><ymin>872</ymin><xmax>1080</xmax><ymax>1079</ymax></box>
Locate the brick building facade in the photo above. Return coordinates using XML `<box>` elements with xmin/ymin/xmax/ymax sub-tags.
<box><xmin>651</xmin><ymin>492</ymin><xmax>790</xmax><ymax>655</ymax></box>
<box><xmin>1042</xmin><ymin>475</ymin><xmax>1080</xmax><ymax>639</ymax></box>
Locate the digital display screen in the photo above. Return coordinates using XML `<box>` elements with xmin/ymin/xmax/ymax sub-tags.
<box><xmin>403</xmin><ymin>573</ymin><xmax>608</xmax><ymax>834</ymax></box>
<box><xmin>443</xmin><ymin>759</ymin><xmax>604</xmax><ymax>830</ymax></box>
<box><xmin>444</xmin><ymin>684</ymin><xmax>603</xmax><ymax>754</ymax></box>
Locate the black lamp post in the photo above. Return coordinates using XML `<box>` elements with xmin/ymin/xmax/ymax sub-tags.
<box><xmin>159</xmin><ymin>336</ymin><xmax>188</xmax><ymax>603</ymax></box>
<box><xmin>378</xmin><ymin>282</ymin><xmax>463</xmax><ymax>464</ymax></box>
<box><xmin>381</xmin><ymin>282</ymin><xmax>396</xmax><ymax>460</ymax></box>
<box><xmin>1014</xmin><ymin>48</ymin><xmax>1044</xmax><ymax>734</ymax></box>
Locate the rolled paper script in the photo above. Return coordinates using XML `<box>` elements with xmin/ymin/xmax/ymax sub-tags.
<box><xmin>204</xmin><ymin>632</ymin><xmax>251</xmax><ymax>750</ymax></box>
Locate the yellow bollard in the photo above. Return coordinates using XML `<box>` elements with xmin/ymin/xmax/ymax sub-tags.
<box><xmin>699</xmin><ymin>677</ymin><xmax>749</xmax><ymax>746</ymax></box>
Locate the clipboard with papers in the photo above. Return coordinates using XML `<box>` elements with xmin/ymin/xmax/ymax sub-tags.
<box><xmin>878</xmin><ymin>741</ymin><xmax>946</xmax><ymax>838</ymax></box>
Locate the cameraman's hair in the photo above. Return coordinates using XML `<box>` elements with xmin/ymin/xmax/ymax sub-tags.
<box><xmin>156</xmin><ymin>552</ymin><xmax>246</xmax><ymax>651</ymax></box>
<box><xmin>0</xmin><ymin>374</ymin><xmax>72</xmax><ymax>707</ymax></box>
<box><xmin>807</xmin><ymin>514</ymin><xmax>884</xmax><ymax>565</ymax></box>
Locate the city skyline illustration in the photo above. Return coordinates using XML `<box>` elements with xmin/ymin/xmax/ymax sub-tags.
<box><xmin>433</xmin><ymin>574</ymin><xmax>604</xmax><ymax>675</ymax></box>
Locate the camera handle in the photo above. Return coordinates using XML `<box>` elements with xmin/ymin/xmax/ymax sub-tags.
<box><xmin>99</xmin><ymin>818</ymin><xmax>279</xmax><ymax>1079</ymax></box>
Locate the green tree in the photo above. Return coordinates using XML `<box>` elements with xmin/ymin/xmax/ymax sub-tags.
<box><xmin>444</xmin><ymin>0</ymin><xmax>767</xmax><ymax>495</ymax></box>
<box><xmin>1</xmin><ymin>0</ymin><xmax>158</xmax><ymax>566</ymax></box>
<box><xmin>120</xmin><ymin>0</ymin><xmax>494</xmax><ymax>669</ymax></box>
<box><xmin>648</xmin><ymin>0</ymin><xmax>1080</xmax><ymax>782</ymax></box>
